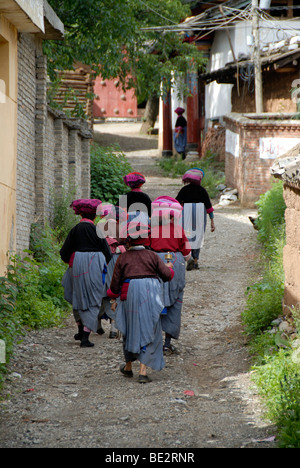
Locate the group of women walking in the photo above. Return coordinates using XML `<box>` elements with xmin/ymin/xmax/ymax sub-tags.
<box><xmin>60</xmin><ymin>166</ymin><xmax>215</xmax><ymax>384</ymax></box>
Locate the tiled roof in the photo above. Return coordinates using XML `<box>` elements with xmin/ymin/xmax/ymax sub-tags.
<box><xmin>271</xmin><ymin>144</ymin><xmax>300</xmax><ymax>187</ymax></box>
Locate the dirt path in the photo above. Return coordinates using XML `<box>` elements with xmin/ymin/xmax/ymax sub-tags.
<box><xmin>0</xmin><ymin>124</ymin><xmax>276</xmax><ymax>449</ymax></box>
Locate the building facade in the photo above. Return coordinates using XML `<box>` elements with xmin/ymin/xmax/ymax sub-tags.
<box><xmin>0</xmin><ymin>0</ymin><xmax>92</xmax><ymax>275</ymax></box>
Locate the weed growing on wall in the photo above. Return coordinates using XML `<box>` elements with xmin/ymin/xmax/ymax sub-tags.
<box><xmin>51</xmin><ymin>185</ymin><xmax>78</xmax><ymax>243</ymax></box>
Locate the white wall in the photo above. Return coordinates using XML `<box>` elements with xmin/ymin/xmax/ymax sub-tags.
<box><xmin>205</xmin><ymin>19</ymin><xmax>300</xmax><ymax>121</ymax></box>
<box><xmin>205</xmin><ymin>21</ymin><xmax>252</xmax><ymax>121</ymax></box>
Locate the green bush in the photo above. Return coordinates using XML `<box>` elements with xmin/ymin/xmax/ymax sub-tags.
<box><xmin>6</xmin><ymin>250</ymin><xmax>69</xmax><ymax>330</ymax></box>
<box><xmin>0</xmin><ymin>224</ymin><xmax>71</xmax><ymax>388</ymax></box>
<box><xmin>252</xmin><ymin>349</ymin><xmax>300</xmax><ymax>448</ymax></box>
<box><xmin>243</xmin><ymin>181</ymin><xmax>300</xmax><ymax>448</ymax></box>
<box><xmin>242</xmin><ymin>182</ymin><xmax>286</xmax><ymax>335</ymax></box>
<box><xmin>90</xmin><ymin>143</ymin><xmax>132</xmax><ymax>204</ymax></box>
<box><xmin>157</xmin><ymin>152</ymin><xmax>225</xmax><ymax>199</ymax></box>
<box><xmin>242</xmin><ymin>229</ymin><xmax>285</xmax><ymax>335</ymax></box>
<box><xmin>255</xmin><ymin>180</ymin><xmax>286</xmax><ymax>255</ymax></box>
<box><xmin>0</xmin><ymin>276</ymin><xmax>19</xmax><ymax>387</ymax></box>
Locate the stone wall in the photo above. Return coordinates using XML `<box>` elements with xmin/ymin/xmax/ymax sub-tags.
<box><xmin>16</xmin><ymin>32</ymin><xmax>93</xmax><ymax>254</ymax></box>
<box><xmin>224</xmin><ymin>113</ymin><xmax>300</xmax><ymax>206</ymax></box>
<box><xmin>271</xmin><ymin>149</ymin><xmax>300</xmax><ymax>316</ymax></box>
<box><xmin>283</xmin><ymin>184</ymin><xmax>300</xmax><ymax>314</ymax></box>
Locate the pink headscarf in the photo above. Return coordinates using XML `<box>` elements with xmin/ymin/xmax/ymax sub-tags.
<box><xmin>70</xmin><ymin>199</ymin><xmax>102</xmax><ymax>215</ymax></box>
<box><xmin>120</xmin><ymin>221</ymin><xmax>151</xmax><ymax>246</ymax></box>
<box><xmin>152</xmin><ymin>196</ymin><xmax>183</xmax><ymax>219</ymax></box>
<box><xmin>175</xmin><ymin>107</ymin><xmax>185</xmax><ymax>115</ymax></box>
<box><xmin>98</xmin><ymin>203</ymin><xmax>127</xmax><ymax>222</ymax></box>
<box><xmin>123</xmin><ymin>172</ymin><xmax>146</xmax><ymax>189</ymax></box>
<box><xmin>182</xmin><ymin>168</ymin><xmax>205</xmax><ymax>186</ymax></box>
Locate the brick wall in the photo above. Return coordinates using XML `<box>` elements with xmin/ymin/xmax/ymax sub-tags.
<box><xmin>16</xmin><ymin>33</ymin><xmax>93</xmax><ymax>253</ymax></box>
<box><xmin>16</xmin><ymin>33</ymin><xmax>37</xmax><ymax>251</ymax></box>
<box><xmin>224</xmin><ymin>113</ymin><xmax>300</xmax><ymax>206</ymax></box>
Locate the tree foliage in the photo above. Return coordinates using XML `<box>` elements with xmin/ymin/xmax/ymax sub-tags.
<box><xmin>45</xmin><ymin>0</ymin><xmax>206</xmax><ymax>100</ymax></box>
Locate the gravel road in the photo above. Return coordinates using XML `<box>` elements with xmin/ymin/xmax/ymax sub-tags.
<box><xmin>0</xmin><ymin>124</ymin><xmax>276</xmax><ymax>449</ymax></box>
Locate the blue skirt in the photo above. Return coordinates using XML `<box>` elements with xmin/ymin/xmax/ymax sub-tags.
<box><xmin>116</xmin><ymin>278</ymin><xmax>165</xmax><ymax>371</ymax></box>
<box><xmin>62</xmin><ymin>251</ymin><xmax>107</xmax><ymax>332</ymax></box>
<box><xmin>156</xmin><ymin>252</ymin><xmax>186</xmax><ymax>340</ymax></box>
<box><xmin>100</xmin><ymin>252</ymin><xmax>122</xmax><ymax>321</ymax></box>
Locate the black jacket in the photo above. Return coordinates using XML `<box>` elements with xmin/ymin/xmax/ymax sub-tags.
<box><xmin>60</xmin><ymin>221</ymin><xmax>112</xmax><ymax>264</ymax></box>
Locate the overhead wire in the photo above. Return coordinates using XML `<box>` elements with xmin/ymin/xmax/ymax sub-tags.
<box><xmin>140</xmin><ymin>0</ymin><xmax>300</xmax><ymax>63</ymax></box>
<box><xmin>135</xmin><ymin>0</ymin><xmax>179</xmax><ymax>25</ymax></box>
<box><xmin>141</xmin><ymin>3</ymin><xmax>253</xmax><ymax>35</ymax></box>
<box><xmin>258</xmin><ymin>8</ymin><xmax>300</xmax><ymax>38</ymax></box>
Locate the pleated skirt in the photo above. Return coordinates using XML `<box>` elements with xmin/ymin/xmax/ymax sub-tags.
<box><xmin>116</xmin><ymin>278</ymin><xmax>165</xmax><ymax>371</ymax></box>
<box><xmin>62</xmin><ymin>251</ymin><xmax>107</xmax><ymax>332</ymax></box>
<box><xmin>156</xmin><ymin>252</ymin><xmax>186</xmax><ymax>340</ymax></box>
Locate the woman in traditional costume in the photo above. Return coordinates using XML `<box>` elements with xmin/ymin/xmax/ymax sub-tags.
<box><xmin>176</xmin><ymin>168</ymin><xmax>215</xmax><ymax>271</ymax></box>
<box><xmin>107</xmin><ymin>222</ymin><xmax>174</xmax><ymax>383</ymax></box>
<box><xmin>150</xmin><ymin>196</ymin><xmax>191</xmax><ymax>355</ymax></box>
<box><xmin>60</xmin><ymin>199</ymin><xmax>112</xmax><ymax>348</ymax></box>
<box><xmin>96</xmin><ymin>204</ymin><xmax>127</xmax><ymax>338</ymax></box>
<box><xmin>117</xmin><ymin>172</ymin><xmax>152</xmax><ymax>218</ymax></box>
<box><xmin>174</xmin><ymin>107</ymin><xmax>187</xmax><ymax>160</ymax></box>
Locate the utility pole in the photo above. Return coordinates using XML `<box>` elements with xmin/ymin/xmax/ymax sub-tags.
<box><xmin>252</xmin><ymin>0</ymin><xmax>263</xmax><ymax>113</ymax></box>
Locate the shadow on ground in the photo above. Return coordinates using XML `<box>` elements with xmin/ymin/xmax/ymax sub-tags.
<box><xmin>93</xmin><ymin>131</ymin><xmax>158</xmax><ymax>153</ymax></box>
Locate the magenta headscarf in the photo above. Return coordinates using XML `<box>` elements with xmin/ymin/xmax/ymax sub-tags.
<box><xmin>175</xmin><ymin>107</ymin><xmax>185</xmax><ymax>115</ymax></box>
<box><xmin>123</xmin><ymin>172</ymin><xmax>146</xmax><ymax>189</ymax></box>
<box><xmin>182</xmin><ymin>168</ymin><xmax>205</xmax><ymax>186</ymax></box>
<box><xmin>70</xmin><ymin>199</ymin><xmax>102</xmax><ymax>215</ymax></box>
<box><xmin>152</xmin><ymin>196</ymin><xmax>183</xmax><ymax>219</ymax></box>
<box><xmin>98</xmin><ymin>203</ymin><xmax>127</xmax><ymax>222</ymax></box>
<box><xmin>120</xmin><ymin>221</ymin><xmax>151</xmax><ymax>246</ymax></box>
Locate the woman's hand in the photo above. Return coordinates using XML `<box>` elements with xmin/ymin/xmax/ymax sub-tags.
<box><xmin>211</xmin><ymin>219</ymin><xmax>216</xmax><ymax>232</ymax></box>
<box><xmin>110</xmin><ymin>300</ymin><xmax>117</xmax><ymax>312</ymax></box>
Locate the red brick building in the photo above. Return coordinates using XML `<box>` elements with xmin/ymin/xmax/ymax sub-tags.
<box><xmin>224</xmin><ymin>113</ymin><xmax>300</xmax><ymax>206</ymax></box>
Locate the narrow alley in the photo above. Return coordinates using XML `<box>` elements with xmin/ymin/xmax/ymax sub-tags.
<box><xmin>0</xmin><ymin>124</ymin><xmax>276</xmax><ymax>449</ymax></box>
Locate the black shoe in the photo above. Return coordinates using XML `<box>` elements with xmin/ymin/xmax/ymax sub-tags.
<box><xmin>74</xmin><ymin>324</ymin><xmax>84</xmax><ymax>341</ymax></box>
<box><xmin>138</xmin><ymin>374</ymin><xmax>152</xmax><ymax>384</ymax></box>
<box><xmin>80</xmin><ymin>331</ymin><xmax>94</xmax><ymax>348</ymax></box>
<box><xmin>163</xmin><ymin>344</ymin><xmax>180</xmax><ymax>356</ymax></box>
<box><xmin>120</xmin><ymin>364</ymin><xmax>133</xmax><ymax>378</ymax></box>
<box><xmin>97</xmin><ymin>327</ymin><xmax>105</xmax><ymax>335</ymax></box>
<box><xmin>186</xmin><ymin>258</ymin><xmax>195</xmax><ymax>271</ymax></box>
<box><xmin>109</xmin><ymin>331</ymin><xmax>118</xmax><ymax>339</ymax></box>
